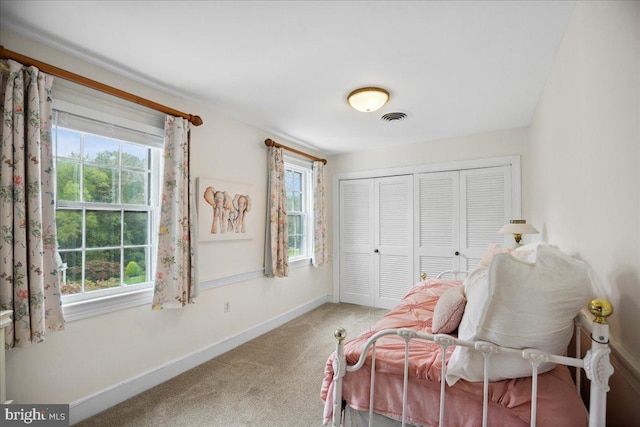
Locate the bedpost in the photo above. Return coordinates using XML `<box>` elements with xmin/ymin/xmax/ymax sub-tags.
<box><xmin>585</xmin><ymin>299</ymin><xmax>614</xmax><ymax>427</ymax></box>
<box><xmin>332</xmin><ymin>327</ymin><xmax>347</xmax><ymax>427</ymax></box>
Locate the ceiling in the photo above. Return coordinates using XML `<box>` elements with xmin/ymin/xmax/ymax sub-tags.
<box><xmin>0</xmin><ymin>1</ymin><xmax>575</xmax><ymax>155</ymax></box>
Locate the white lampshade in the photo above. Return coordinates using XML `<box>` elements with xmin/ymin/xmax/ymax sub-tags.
<box><xmin>499</xmin><ymin>219</ymin><xmax>539</xmax><ymax>245</ymax></box>
<box><xmin>498</xmin><ymin>220</ymin><xmax>539</xmax><ymax>235</ymax></box>
<box><xmin>347</xmin><ymin>87</ymin><xmax>390</xmax><ymax>112</ymax></box>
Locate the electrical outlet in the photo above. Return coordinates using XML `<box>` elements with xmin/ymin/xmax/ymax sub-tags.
<box><xmin>224</xmin><ymin>301</ymin><xmax>230</xmax><ymax>313</ymax></box>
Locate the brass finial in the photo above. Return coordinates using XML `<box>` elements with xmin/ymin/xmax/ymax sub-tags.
<box><xmin>589</xmin><ymin>299</ymin><xmax>613</xmax><ymax>325</ymax></box>
<box><xmin>421</xmin><ymin>273</ymin><xmax>427</xmax><ymax>281</ymax></box>
<box><xmin>334</xmin><ymin>327</ymin><xmax>347</xmax><ymax>344</ymax></box>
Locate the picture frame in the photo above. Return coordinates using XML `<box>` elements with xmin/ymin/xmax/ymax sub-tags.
<box><xmin>196</xmin><ymin>177</ymin><xmax>254</xmax><ymax>242</ymax></box>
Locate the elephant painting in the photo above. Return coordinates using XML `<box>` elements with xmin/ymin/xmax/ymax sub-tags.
<box><xmin>202</xmin><ymin>186</ymin><xmax>251</xmax><ymax>235</ymax></box>
<box><xmin>203</xmin><ymin>187</ymin><xmax>234</xmax><ymax>234</ymax></box>
<box><xmin>232</xmin><ymin>194</ymin><xmax>251</xmax><ymax>233</ymax></box>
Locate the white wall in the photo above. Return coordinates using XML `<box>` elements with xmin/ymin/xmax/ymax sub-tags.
<box><xmin>528</xmin><ymin>2</ymin><xmax>640</xmax><ymax>422</ymax></box>
<box><xmin>529</xmin><ymin>0</ymin><xmax>639</xmax><ymax>366</ymax></box>
<box><xmin>1</xmin><ymin>30</ymin><xmax>332</xmax><ymax>418</ymax></box>
<box><xmin>328</xmin><ymin>126</ymin><xmax>528</xmax><ymax>175</ymax></box>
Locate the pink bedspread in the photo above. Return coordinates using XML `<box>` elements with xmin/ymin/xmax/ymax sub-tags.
<box><xmin>321</xmin><ymin>279</ymin><xmax>588</xmax><ymax>426</ymax></box>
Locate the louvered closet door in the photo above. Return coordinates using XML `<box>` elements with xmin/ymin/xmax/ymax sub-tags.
<box><xmin>415</xmin><ymin>167</ymin><xmax>512</xmax><ymax>279</ymax></box>
<box><xmin>460</xmin><ymin>166</ymin><xmax>511</xmax><ymax>271</ymax></box>
<box><xmin>339</xmin><ymin>179</ymin><xmax>375</xmax><ymax>306</ymax></box>
<box><xmin>415</xmin><ymin>171</ymin><xmax>460</xmax><ymax>280</ymax></box>
<box><xmin>374</xmin><ymin>175</ymin><xmax>413</xmax><ymax>309</ymax></box>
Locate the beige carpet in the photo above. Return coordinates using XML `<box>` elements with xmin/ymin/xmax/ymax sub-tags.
<box><xmin>76</xmin><ymin>303</ymin><xmax>388</xmax><ymax>427</ymax></box>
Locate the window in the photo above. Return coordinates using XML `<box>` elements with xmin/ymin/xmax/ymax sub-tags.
<box><xmin>285</xmin><ymin>159</ymin><xmax>313</xmax><ymax>260</ymax></box>
<box><xmin>53</xmin><ymin>109</ymin><xmax>163</xmax><ymax>304</ymax></box>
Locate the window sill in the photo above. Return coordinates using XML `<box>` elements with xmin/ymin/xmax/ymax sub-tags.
<box><xmin>62</xmin><ymin>288</ymin><xmax>153</xmax><ymax>322</ymax></box>
<box><xmin>289</xmin><ymin>257</ymin><xmax>312</xmax><ymax>269</ymax></box>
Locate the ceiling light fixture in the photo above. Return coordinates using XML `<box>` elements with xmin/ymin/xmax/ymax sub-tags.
<box><xmin>347</xmin><ymin>87</ymin><xmax>390</xmax><ymax>112</ymax></box>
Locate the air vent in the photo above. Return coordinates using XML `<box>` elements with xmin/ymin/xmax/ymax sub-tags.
<box><xmin>380</xmin><ymin>112</ymin><xmax>408</xmax><ymax>122</ymax></box>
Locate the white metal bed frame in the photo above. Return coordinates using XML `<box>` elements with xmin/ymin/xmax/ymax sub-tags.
<box><xmin>330</xmin><ymin>271</ymin><xmax>614</xmax><ymax>427</ymax></box>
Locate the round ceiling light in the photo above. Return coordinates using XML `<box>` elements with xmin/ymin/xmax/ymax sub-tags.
<box><xmin>347</xmin><ymin>87</ymin><xmax>390</xmax><ymax>112</ymax></box>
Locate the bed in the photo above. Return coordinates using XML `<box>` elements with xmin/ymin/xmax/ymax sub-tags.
<box><xmin>321</xmin><ymin>243</ymin><xmax>614</xmax><ymax>427</ymax></box>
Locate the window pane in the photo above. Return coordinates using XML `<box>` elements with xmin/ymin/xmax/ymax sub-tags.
<box><xmin>288</xmin><ymin>236</ymin><xmax>300</xmax><ymax>257</ymax></box>
<box><xmin>285</xmin><ymin>170</ymin><xmax>294</xmax><ymax>191</ymax></box>
<box><xmin>299</xmin><ymin>215</ymin><xmax>307</xmax><ymax>237</ymax></box>
<box><xmin>294</xmin><ymin>192</ymin><xmax>302</xmax><ymax>211</ymax></box>
<box><xmin>122</xmin><ymin>143</ymin><xmax>149</xmax><ymax>169</ymax></box>
<box><xmin>293</xmin><ymin>171</ymin><xmax>302</xmax><ymax>191</ymax></box>
<box><xmin>56</xmin><ymin>159</ymin><xmax>81</xmax><ymax>202</ymax></box>
<box><xmin>299</xmin><ymin>216</ymin><xmax>307</xmax><ymax>252</ymax></box>
<box><xmin>123</xmin><ymin>211</ymin><xmax>148</xmax><ymax>245</ymax></box>
<box><xmin>60</xmin><ymin>251</ymin><xmax>82</xmax><ymax>295</ymax></box>
<box><xmin>287</xmin><ymin>214</ymin><xmax>301</xmax><ymax>235</ymax></box>
<box><xmin>84</xmin><ymin>135</ymin><xmax>119</xmax><ymax>165</ymax></box>
<box><xmin>124</xmin><ymin>247</ymin><xmax>147</xmax><ymax>285</ymax></box>
<box><xmin>55</xmin><ymin>128</ymin><xmax>81</xmax><ymax>158</ymax></box>
<box><xmin>83</xmin><ymin>165</ymin><xmax>117</xmax><ymax>203</ymax></box>
<box><xmin>121</xmin><ymin>169</ymin><xmax>147</xmax><ymax>205</ymax></box>
<box><xmin>286</xmin><ymin>191</ymin><xmax>294</xmax><ymax>212</ymax></box>
<box><xmin>85</xmin><ymin>249</ymin><xmax>121</xmax><ymax>291</ymax></box>
<box><xmin>56</xmin><ymin>210</ymin><xmax>83</xmax><ymax>249</ymax></box>
<box><xmin>86</xmin><ymin>210</ymin><xmax>121</xmax><ymax>247</ymax></box>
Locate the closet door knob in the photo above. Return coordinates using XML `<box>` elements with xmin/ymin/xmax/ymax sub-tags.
<box><xmin>454</xmin><ymin>251</ymin><xmax>460</xmax><ymax>256</ymax></box>
<box><xmin>374</xmin><ymin>249</ymin><xmax>379</xmax><ymax>253</ymax></box>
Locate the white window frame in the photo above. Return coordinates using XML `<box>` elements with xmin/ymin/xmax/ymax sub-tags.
<box><xmin>284</xmin><ymin>156</ymin><xmax>313</xmax><ymax>267</ymax></box>
<box><xmin>52</xmin><ymin>98</ymin><xmax>165</xmax><ymax>321</ymax></box>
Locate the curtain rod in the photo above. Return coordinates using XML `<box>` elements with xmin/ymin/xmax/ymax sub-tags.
<box><xmin>264</xmin><ymin>139</ymin><xmax>327</xmax><ymax>165</ymax></box>
<box><xmin>0</xmin><ymin>46</ymin><xmax>203</xmax><ymax>126</ymax></box>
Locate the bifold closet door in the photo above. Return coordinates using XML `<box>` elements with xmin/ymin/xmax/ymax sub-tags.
<box><xmin>459</xmin><ymin>166</ymin><xmax>511</xmax><ymax>270</ymax></box>
<box><xmin>373</xmin><ymin>175</ymin><xmax>413</xmax><ymax>309</ymax></box>
<box><xmin>339</xmin><ymin>175</ymin><xmax>413</xmax><ymax>308</ymax></box>
<box><xmin>339</xmin><ymin>179</ymin><xmax>375</xmax><ymax>306</ymax></box>
<box><xmin>415</xmin><ymin>166</ymin><xmax>511</xmax><ymax>280</ymax></box>
<box><xmin>415</xmin><ymin>171</ymin><xmax>460</xmax><ymax>280</ymax></box>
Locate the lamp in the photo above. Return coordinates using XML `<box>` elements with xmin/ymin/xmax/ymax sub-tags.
<box><xmin>347</xmin><ymin>87</ymin><xmax>389</xmax><ymax>112</ymax></box>
<box><xmin>498</xmin><ymin>219</ymin><xmax>539</xmax><ymax>246</ymax></box>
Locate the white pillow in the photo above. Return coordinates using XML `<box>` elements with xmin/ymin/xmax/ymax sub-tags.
<box><xmin>478</xmin><ymin>243</ymin><xmax>536</xmax><ymax>268</ymax></box>
<box><xmin>514</xmin><ymin>241</ymin><xmax>546</xmax><ymax>261</ymax></box>
<box><xmin>446</xmin><ymin>244</ymin><xmax>593</xmax><ymax>385</ymax></box>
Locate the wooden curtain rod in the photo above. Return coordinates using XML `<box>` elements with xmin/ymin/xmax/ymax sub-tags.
<box><xmin>264</xmin><ymin>139</ymin><xmax>327</xmax><ymax>165</ymax></box>
<box><xmin>0</xmin><ymin>46</ymin><xmax>203</xmax><ymax>126</ymax></box>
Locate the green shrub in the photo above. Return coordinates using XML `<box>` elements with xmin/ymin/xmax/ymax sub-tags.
<box><xmin>125</xmin><ymin>261</ymin><xmax>142</xmax><ymax>278</ymax></box>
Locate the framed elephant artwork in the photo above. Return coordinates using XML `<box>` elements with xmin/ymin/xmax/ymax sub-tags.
<box><xmin>197</xmin><ymin>177</ymin><xmax>254</xmax><ymax>241</ymax></box>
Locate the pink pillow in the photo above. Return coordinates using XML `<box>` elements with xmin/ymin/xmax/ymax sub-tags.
<box><xmin>432</xmin><ymin>285</ymin><xmax>466</xmax><ymax>334</ymax></box>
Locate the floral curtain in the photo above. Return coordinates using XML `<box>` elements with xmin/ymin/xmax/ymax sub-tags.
<box><xmin>312</xmin><ymin>160</ymin><xmax>328</xmax><ymax>267</ymax></box>
<box><xmin>0</xmin><ymin>59</ymin><xmax>65</xmax><ymax>348</ymax></box>
<box><xmin>152</xmin><ymin>116</ymin><xmax>199</xmax><ymax>309</ymax></box>
<box><xmin>264</xmin><ymin>146</ymin><xmax>288</xmax><ymax>277</ymax></box>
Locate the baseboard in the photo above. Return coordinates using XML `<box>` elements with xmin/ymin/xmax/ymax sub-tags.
<box><xmin>68</xmin><ymin>294</ymin><xmax>331</xmax><ymax>425</ymax></box>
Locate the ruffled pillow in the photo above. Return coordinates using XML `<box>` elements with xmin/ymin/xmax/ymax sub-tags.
<box><xmin>431</xmin><ymin>285</ymin><xmax>466</xmax><ymax>334</ymax></box>
<box><xmin>479</xmin><ymin>243</ymin><xmax>535</xmax><ymax>268</ymax></box>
